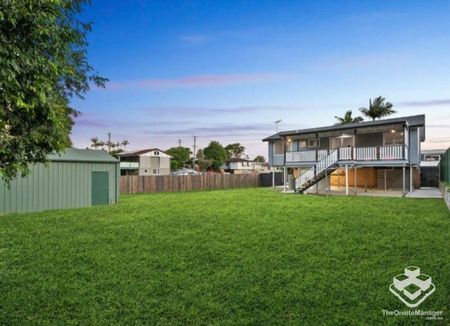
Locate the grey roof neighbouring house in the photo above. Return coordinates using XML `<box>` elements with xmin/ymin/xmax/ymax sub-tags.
<box><xmin>262</xmin><ymin>114</ymin><xmax>425</xmax><ymax>141</ymax></box>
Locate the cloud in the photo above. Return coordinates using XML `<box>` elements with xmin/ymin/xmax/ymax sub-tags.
<box><xmin>107</xmin><ymin>73</ymin><xmax>288</xmax><ymax>90</ymax></box>
<box><xmin>138</xmin><ymin>105</ymin><xmax>303</xmax><ymax>116</ymax></box>
<box><xmin>427</xmin><ymin>124</ymin><xmax>450</xmax><ymax>128</ymax></box>
<box><xmin>179</xmin><ymin>34</ymin><xmax>213</xmax><ymax>44</ymax></box>
<box><xmin>398</xmin><ymin>99</ymin><xmax>450</xmax><ymax>107</ymax></box>
<box><xmin>312</xmin><ymin>52</ymin><xmax>411</xmax><ymax>71</ymax></box>
<box><xmin>140</xmin><ymin>123</ymin><xmax>273</xmax><ymax>137</ymax></box>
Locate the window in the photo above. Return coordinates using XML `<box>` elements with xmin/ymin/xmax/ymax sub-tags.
<box><xmin>298</xmin><ymin>140</ymin><xmax>307</xmax><ymax>149</ymax></box>
<box><xmin>274</xmin><ymin>142</ymin><xmax>284</xmax><ymax>155</ymax></box>
<box><xmin>383</xmin><ymin>132</ymin><xmax>404</xmax><ymax>145</ymax></box>
<box><xmin>154</xmin><ymin>151</ymin><xmax>159</xmax><ymax>155</ymax></box>
<box><xmin>330</xmin><ymin>136</ymin><xmax>354</xmax><ymax>149</ymax></box>
<box><xmin>153</xmin><ymin>169</ymin><xmax>157</xmax><ymax>174</ymax></box>
<box><xmin>286</xmin><ymin>141</ymin><xmax>295</xmax><ymax>152</ymax></box>
<box><xmin>308</xmin><ymin>138</ymin><xmax>319</xmax><ymax>148</ymax></box>
<box><xmin>424</xmin><ymin>155</ymin><xmax>440</xmax><ymax>161</ymax></box>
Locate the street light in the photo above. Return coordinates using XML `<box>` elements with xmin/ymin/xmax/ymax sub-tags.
<box><xmin>275</xmin><ymin>119</ymin><xmax>282</xmax><ymax>133</ymax></box>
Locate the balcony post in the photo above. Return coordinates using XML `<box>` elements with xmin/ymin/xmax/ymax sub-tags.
<box><xmin>409</xmin><ymin>165</ymin><xmax>413</xmax><ymax>192</ymax></box>
<box><xmin>345</xmin><ymin>164</ymin><xmax>349</xmax><ymax>195</ymax></box>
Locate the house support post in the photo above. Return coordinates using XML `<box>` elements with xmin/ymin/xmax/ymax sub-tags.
<box><xmin>384</xmin><ymin>170</ymin><xmax>387</xmax><ymax>191</ymax></box>
<box><xmin>283</xmin><ymin>167</ymin><xmax>287</xmax><ymax>192</ymax></box>
<box><xmin>325</xmin><ymin>167</ymin><xmax>329</xmax><ymax>196</ymax></box>
<box><xmin>409</xmin><ymin>165</ymin><xmax>413</xmax><ymax>193</ymax></box>
<box><xmin>402</xmin><ymin>166</ymin><xmax>406</xmax><ymax>196</ymax></box>
<box><xmin>345</xmin><ymin>165</ymin><xmax>349</xmax><ymax>196</ymax></box>
<box><xmin>354</xmin><ymin>166</ymin><xmax>357</xmax><ymax>195</ymax></box>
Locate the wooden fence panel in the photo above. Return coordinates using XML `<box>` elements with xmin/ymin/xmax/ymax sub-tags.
<box><xmin>120</xmin><ymin>174</ymin><xmax>260</xmax><ymax>194</ymax></box>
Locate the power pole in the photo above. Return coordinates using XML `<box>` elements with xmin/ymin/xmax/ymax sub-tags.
<box><xmin>192</xmin><ymin>136</ymin><xmax>197</xmax><ymax>169</ymax></box>
<box><xmin>107</xmin><ymin>132</ymin><xmax>112</xmax><ymax>153</ymax></box>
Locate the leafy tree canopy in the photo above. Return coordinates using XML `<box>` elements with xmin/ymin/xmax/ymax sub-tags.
<box><xmin>195</xmin><ymin>149</ymin><xmax>212</xmax><ymax>171</ymax></box>
<box><xmin>225</xmin><ymin>143</ymin><xmax>245</xmax><ymax>159</ymax></box>
<box><xmin>166</xmin><ymin>147</ymin><xmax>192</xmax><ymax>170</ymax></box>
<box><xmin>0</xmin><ymin>0</ymin><xmax>106</xmax><ymax>183</ymax></box>
<box><xmin>253</xmin><ymin>155</ymin><xmax>266</xmax><ymax>163</ymax></box>
<box><xmin>203</xmin><ymin>141</ymin><xmax>227</xmax><ymax>171</ymax></box>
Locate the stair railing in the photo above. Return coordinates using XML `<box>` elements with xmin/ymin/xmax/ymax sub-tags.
<box><xmin>295</xmin><ymin>150</ymin><xmax>338</xmax><ymax>190</ymax></box>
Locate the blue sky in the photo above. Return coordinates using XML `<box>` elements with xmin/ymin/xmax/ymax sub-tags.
<box><xmin>72</xmin><ymin>0</ymin><xmax>450</xmax><ymax>157</ymax></box>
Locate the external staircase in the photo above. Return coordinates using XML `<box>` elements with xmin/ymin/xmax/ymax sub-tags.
<box><xmin>295</xmin><ymin>149</ymin><xmax>338</xmax><ymax>193</ymax></box>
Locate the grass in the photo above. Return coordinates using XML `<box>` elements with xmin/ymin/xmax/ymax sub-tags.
<box><xmin>1</xmin><ymin>188</ymin><xmax>449</xmax><ymax>325</ymax></box>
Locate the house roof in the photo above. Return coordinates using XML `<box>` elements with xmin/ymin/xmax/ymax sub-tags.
<box><xmin>226</xmin><ymin>158</ymin><xmax>254</xmax><ymax>163</ymax></box>
<box><xmin>262</xmin><ymin>114</ymin><xmax>425</xmax><ymax>141</ymax></box>
<box><xmin>117</xmin><ymin>148</ymin><xmax>170</xmax><ymax>157</ymax></box>
<box><xmin>48</xmin><ymin>148</ymin><xmax>118</xmax><ymax>163</ymax></box>
<box><xmin>421</xmin><ymin>149</ymin><xmax>446</xmax><ymax>155</ymax></box>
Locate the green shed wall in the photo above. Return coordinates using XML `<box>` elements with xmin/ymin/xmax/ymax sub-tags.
<box><xmin>0</xmin><ymin>161</ymin><xmax>119</xmax><ymax>215</ymax></box>
<box><xmin>440</xmin><ymin>148</ymin><xmax>450</xmax><ymax>184</ymax></box>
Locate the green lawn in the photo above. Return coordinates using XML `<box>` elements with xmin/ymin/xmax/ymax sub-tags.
<box><xmin>1</xmin><ymin>188</ymin><xmax>449</xmax><ymax>325</ymax></box>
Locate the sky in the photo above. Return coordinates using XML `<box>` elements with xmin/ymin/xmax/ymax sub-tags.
<box><xmin>71</xmin><ymin>0</ymin><xmax>450</xmax><ymax>158</ymax></box>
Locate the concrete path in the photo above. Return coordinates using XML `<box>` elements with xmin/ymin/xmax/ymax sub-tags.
<box><xmin>405</xmin><ymin>188</ymin><xmax>442</xmax><ymax>199</ymax></box>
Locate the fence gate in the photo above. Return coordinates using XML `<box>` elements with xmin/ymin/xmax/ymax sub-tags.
<box><xmin>420</xmin><ymin>167</ymin><xmax>439</xmax><ymax>187</ymax></box>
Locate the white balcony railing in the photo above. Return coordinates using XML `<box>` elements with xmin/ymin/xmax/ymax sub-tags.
<box><xmin>355</xmin><ymin>147</ymin><xmax>377</xmax><ymax>160</ymax></box>
<box><xmin>285</xmin><ymin>145</ymin><xmax>405</xmax><ymax>163</ymax></box>
<box><xmin>286</xmin><ymin>150</ymin><xmax>316</xmax><ymax>162</ymax></box>
<box><xmin>379</xmin><ymin>145</ymin><xmax>403</xmax><ymax>160</ymax></box>
<box><xmin>339</xmin><ymin>147</ymin><xmax>353</xmax><ymax>160</ymax></box>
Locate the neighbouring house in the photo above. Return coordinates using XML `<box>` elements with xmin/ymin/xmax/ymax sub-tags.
<box><xmin>263</xmin><ymin>114</ymin><xmax>426</xmax><ymax>195</ymax></box>
<box><xmin>118</xmin><ymin>148</ymin><xmax>171</xmax><ymax>176</ymax></box>
<box><xmin>222</xmin><ymin>158</ymin><xmax>268</xmax><ymax>174</ymax></box>
<box><xmin>0</xmin><ymin>148</ymin><xmax>120</xmax><ymax>215</ymax></box>
<box><xmin>420</xmin><ymin>149</ymin><xmax>446</xmax><ymax>187</ymax></box>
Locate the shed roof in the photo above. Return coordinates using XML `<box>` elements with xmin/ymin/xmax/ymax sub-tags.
<box><xmin>48</xmin><ymin>148</ymin><xmax>119</xmax><ymax>163</ymax></box>
<box><xmin>263</xmin><ymin>114</ymin><xmax>425</xmax><ymax>141</ymax></box>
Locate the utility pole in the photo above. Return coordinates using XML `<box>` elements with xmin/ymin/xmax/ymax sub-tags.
<box><xmin>107</xmin><ymin>132</ymin><xmax>112</xmax><ymax>153</ymax></box>
<box><xmin>178</xmin><ymin>139</ymin><xmax>182</xmax><ymax>147</ymax></box>
<box><xmin>192</xmin><ymin>136</ymin><xmax>197</xmax><ymax>169</ymax></box>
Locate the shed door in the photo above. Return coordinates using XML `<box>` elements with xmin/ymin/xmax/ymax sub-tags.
<box><xmin>92</xmin><ymin>171</ymin><xmax>109</xmax><ymax>205</ymax></box>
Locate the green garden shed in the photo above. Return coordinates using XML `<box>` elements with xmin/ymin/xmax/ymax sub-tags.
<box><xmin>0</xmin><ymin>148</ymin><xmax>119</xmax><ymax>215</ymax></box>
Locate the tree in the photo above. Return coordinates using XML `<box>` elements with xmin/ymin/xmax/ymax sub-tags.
<box><xmin>225</xmin><ymin>143</ymin><xmax>245</xmax><ymax>159</ymax></box>
<box><xmin>203</xmin><ymin>141</ymin><xmax>227</xmax><ymax>171</ymax></box>
<box><xmin>121</xmin><ymin>140</ymin><xmax>130</xmax><ymax>151</ymax></box>
<box><xmin>195</xmin><ymin>149</ymin><xmax>212</xmax><ymax>171</ymax></box>
<box><xmin>254</xmin><ymin>155</ymin><xmax>266</xmax><ymax>163</ymax></box>
<box><xmin>359</xmin><ymin>96</ymin><xmax>396</xmax><ymax>121</ymax></box>
<box><xmin>166</xmin><ymin>147</ymin><xmax>192</xmax><ymax>170</ymax></box>
<box><xmin>334</xmin><ymin>110</ymin><xmax>364</xmax><ymax>125</ymax></box>
<box><xmin>0</xmin><ymin>1</ymin><xmax>107</xmax><ymax>183</ymax></box>
<box><xmin>90</xmin><ymin>137</ymin><xmax>101</xmax><ymax>149</ymax></box>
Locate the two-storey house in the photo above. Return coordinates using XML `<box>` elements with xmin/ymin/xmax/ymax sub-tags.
<box><xmin>263</xmin><ymin>115</ymin><xmax>425</xmax><ymax>195</ymax></box>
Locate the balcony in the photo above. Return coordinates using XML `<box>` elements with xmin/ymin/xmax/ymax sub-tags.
<box><xmin>285</xmin><ymin>145</ymin><xmax>406</xmax><ymax>163</ymax></box>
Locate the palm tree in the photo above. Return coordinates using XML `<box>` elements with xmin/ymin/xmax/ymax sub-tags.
<box><xmin>121</xmin><ymin>140</ymin><xmax>129</xmax><ymax>150</ymax></box>
<box><xmin>334</xmin><ymin>110</ymin><xmax>364</xmax><ymax>125</ymax></box>
<box><xmin>359</xmin><ymin>96</ymin><xmax>396</xmax><ymax>121</ymax></box>
<box><xmin>90</xmin><ymin>137</ymin><xmax>101</xmax><ymax>149</ymax></box>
